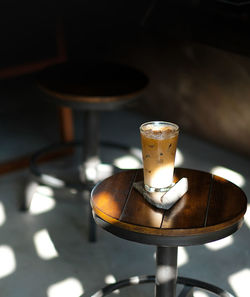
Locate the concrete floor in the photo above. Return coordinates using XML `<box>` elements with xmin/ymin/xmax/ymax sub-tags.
<box><xmin>0</xmin><ymin>84</ymin><xmax>249</xmax><ymax>297</ymax></box>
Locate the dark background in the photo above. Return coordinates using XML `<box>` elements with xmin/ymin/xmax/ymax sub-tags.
<box><xmin>1</xmin><ymin>0</ymin><xmax>250</xmax><ymax>66</ymax></box>
<box><xmin>1</xmin><ymin>0</ymin><xmax>250</xmax><ymax>157</ymax></box>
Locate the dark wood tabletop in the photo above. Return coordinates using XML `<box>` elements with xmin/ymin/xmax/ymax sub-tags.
<box><xmin>36</xmin><ymin>61</ymin><xmax>149</xmax><ymax>105</ymax></box>
<box><xmin>91</xmin><ymin>168</ymin><xmax>247</xmax><ymax>246</ymax></box>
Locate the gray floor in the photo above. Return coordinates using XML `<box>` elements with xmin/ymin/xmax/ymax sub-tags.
<box><xmin>0</xmin><ymin>100</ymin><xmax>249</xmax><ymax>297</ymax></box>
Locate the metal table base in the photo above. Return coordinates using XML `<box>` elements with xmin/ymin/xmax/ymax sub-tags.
<box><xmin>22</xmin><ymin>111</ymin><xmax>141</xmax><ymax>243</ymax></box>
<box><xmin>88</xmin><ymin>246</ymin><xmax>234</xmax><ymax>297</ymax></box>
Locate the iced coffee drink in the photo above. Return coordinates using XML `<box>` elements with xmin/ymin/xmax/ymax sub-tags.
<box><xmin>140</xmin><ymin>121</ymin><xmax>179</xmax><ymax>192</ymax></box>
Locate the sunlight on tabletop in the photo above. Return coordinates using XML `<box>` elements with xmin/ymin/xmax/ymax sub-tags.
<box><xmin>0</xmin><ymin>245</ymin><xmax>16</xmax><ymax>278</ymax></box>
<box><xmin>34</xmin><ymin>229</ymin><xmax>58</xmax><ymax>260</ymax></box>
<box><xmin>210</xmin><ymin>166</ymin><xmax>245</xmax><ymax>188</ymax></box>
<box><xmin>47</xmin><ymin>277</ymin><xmax>84</xmax><ymax>297</ymax></box>
<box><xmin>0</xmin><ymin>201</ymin><xmax>6</xmax><ymax>226</ymax></box>
<box><xmin>229</xmin><ymin>268</ymin><xmax>250</xmax><ymax>297</ymax></box>
<box><xmin>205</xmin><ymin>235</ymin><xmax>234</xmax><ymax>251</ymax></box>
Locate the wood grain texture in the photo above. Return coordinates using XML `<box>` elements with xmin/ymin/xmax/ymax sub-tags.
<box><xmin>206</xmin><ymin>174</ymin><xmax>247</xmax><ymax>226</ymax></box>
<box><xmin>91</xmin><ymin>170</ymin><xmax>137</xmax><ymax>220</ymax></box>
<box><xmin>91</xmin><ymin>168</ymin><xmax>247</xmax><ymax>239</ymax></box>
<box><xmin>120</xmin><ymin>170</ymin><xmax>164</xmax><ymax>228</ymax></box>
<box><xmin>162</xmin><ymin>169</ymin><xmax>212</xmax><ymax>229</ymax></box>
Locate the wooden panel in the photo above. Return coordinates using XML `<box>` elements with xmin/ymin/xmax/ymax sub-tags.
<box><xmin>58</xmin><ymin>106</ymin><xmax>74</xmax><ymax>142</ymax></box>
<box><xmin>162</xmin><ymin>168</ymin><xmax>212</xmax><ymax>229</ymax></box>
<box><xmin>120</xmin><ymin>170</ymin><xmax>164</xmax><ymax>228</ymax></box>
<box><xmin>91</xmin><ymin>170</ymin><xmax>137</xmax><ymax>220</ymax></box>
<box><xmin>206</xmin><ymin>175</ymin><xmax>247</xmax><ymax>227</ymax></box>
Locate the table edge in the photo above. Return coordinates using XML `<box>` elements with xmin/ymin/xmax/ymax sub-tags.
<box><xmin>92</xmin><ymin>204</ymin><xmax>246</xmax><ymax>237</ymax></box>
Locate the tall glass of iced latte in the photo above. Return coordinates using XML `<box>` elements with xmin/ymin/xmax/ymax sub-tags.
<box><xmin>140</xmin><ymin>121</ymin><xmax>179</xmax><ymax>192</ymax></box>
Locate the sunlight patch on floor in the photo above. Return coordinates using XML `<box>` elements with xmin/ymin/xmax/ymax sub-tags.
<box><xmin>0</xmin><ymin>201</ymin><xmax>6</xmax><ymax>226</ymax></box>
<box><xmin>41</xmin><ymin>174</ymin><xmax>65</xmax><ymax>188</ymax></box>
<box><xmin>37</xmin><ymin>185</ymin><xmax>54</xmax><ymax>196</ymax></box>
<box><xmin>205</xmin><ymin>235</ymin><xmax>234</xmax><ymax>251</ymax></box>
<box><xmin>105</xmin><ymin>274</ymin><xmax>117</xmax><ymax>284</ymax></box>
<box><xmin>193</xmin><ymin>290</ymin><xmax>210</xmax><ymax>297</ymax></box>
<box><xmin>47</xmin><ymin>277</ymin><xmax>84</xmax><ymax>297</ymax></box>
<box><xmin>105</xmin><ymin>274</ymin><xmax>119</xmax><ymax>294</ymax></box>
<box><xmin>175</xmin><ymin>149</ymin><xmax>184</xmax><ymax>167</ymax></box>
<box><xmin>229</xmin><ymin>268</ymin><xmax>250</xmax><ymax>297</ymax></box>
<box><xmin>244</xmin><ymin>204</ymin><xmax>250</xmax><ymax>229</ymax></box>
<box><xmin>0</xmin><ymin>245</ymin><xmax>16</xmax><ymax>278</ymax></box>
<box><xmin>113</xmin><ymin>147</ymin><xmax>184</xmax><ymax>170</ymax></box>
<box><xmin>30</xmin><ymin>193</ymin><xmax>56</xmax><ymax>215</ymax></box>
<box><xmin>178</xmin><ymin>247</ymin><xmax>189</xmax><ymax>267</ymax></box>
<box><xmin>210</xmin><ymin>166</ymin><xmax>245</xmax><ymax>188</ymax></box>
<box><xmin>129</xmin><ymin>147</ymin><xmax>143</xmax><ymax>160</ymax></box>
<box><xmin>33</xmin><ymin>229</ymin><xmax>59</xmax><ymax>260</ymax></box>
<box><xmin>113</xmin><ymin>155</ymin><xmax>142</xmax><ymax>169</ymax></box>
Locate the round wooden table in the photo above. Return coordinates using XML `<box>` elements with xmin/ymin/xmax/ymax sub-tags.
<box><xmin>36</xmin><ymin>61</ymin><xmax>149</xmax><ymax>110</ymax></box>
<box><xmin>30</xmin><ymin>62</ymin><xmax>148</xmax><ymax>187</ymax></box>
<box><xmin>90</xmin><ymin>168</ymin><xmax>247</xmax><ymax>297</ymax></box>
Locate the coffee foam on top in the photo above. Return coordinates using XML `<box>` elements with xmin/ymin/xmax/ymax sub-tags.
<box><xmin>141</xmin><ymin>124</ymin><xmax>178</xmax><ymax>139</ymax></box>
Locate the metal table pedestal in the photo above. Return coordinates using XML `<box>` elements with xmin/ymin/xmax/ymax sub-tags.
<box><xmin>155</xmin><ymin>246</ymin><xmax>178</xmax><ymax>297</ymax></box>
<box><xmin>87</xmin><ymin>246</ymin><xmax>234</xmax><ymax>297</ymax></box>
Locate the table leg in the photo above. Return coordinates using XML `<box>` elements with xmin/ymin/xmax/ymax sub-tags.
<box><xmin>59</xmin><ymin>106</ymin><xmax>74</xmax><ymax>142</ymax></box>
<box><xmin>155</xmin><ymin>246</ymin><xmax>178</xmax><ymax>297</ymax></box>
<box><xmin>81</xmin><ymin>110</ymin><xmax>101</xmax><ymax>183</ymax></box>
<box><xmin>83</xmin><ymin>110</ymin><xmax>100</xmax><ymax>162</ymax></box>
<box><xmin>83</xmin><ymin>110</ymin><xmax>100</xmax><ymax>242</ymax></box>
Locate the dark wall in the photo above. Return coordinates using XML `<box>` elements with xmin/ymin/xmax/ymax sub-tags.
<box><xmin>1</xmin><ymin>1</ymin><xmax>250</xmax><ymax>66</ymax></box>
<box><xmin>61</xmin><ymin>0</ymin><xmax>250</xmax><ymax>59</ymax></box>
<box><xmin>1</xmin><ymin>0</ymin><xmax>250</xmax><ymax>156</ymax></box>
<box><xmin>0</xmin><ymin>0</ymin><xmax>59</xmax><ymax>68</ymax></box>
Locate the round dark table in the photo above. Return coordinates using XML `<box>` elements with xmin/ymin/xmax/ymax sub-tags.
<box><xmin>36</xmin><ymin>61</ymin><xmax>149</xmax><ymax>110</ymax></box>
<box><xmin>25</xmin><ymin>61</ymin><xmax>148</xmax><ymax>242</ymax></box>
<box><xmin>90</xmin><ymin>168</ymin><xmax>247</xmax><ymax>297</ymax></box>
